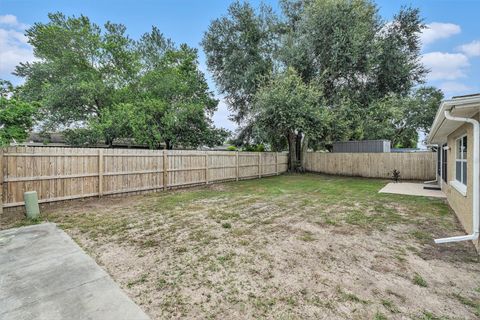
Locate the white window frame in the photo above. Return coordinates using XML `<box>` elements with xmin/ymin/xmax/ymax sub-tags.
<box><xmin>450</xmin><ymin>134</ymin><xmax>467</xmax><ymax>196</ymax></box>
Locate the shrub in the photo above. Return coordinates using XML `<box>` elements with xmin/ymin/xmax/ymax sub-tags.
<box><xmin>242</xmin><ymin>144</ymin><xmax>265</xmax><ymax>152</ymax></box>
<box><xmin>64</xmin><ymin>128</ymin><xmax>101</xmax><ymax>146</ymax></box>
<box><xmin>391</xmin><ymin>169</ymin><xmax>401</xmax><ymax>183</ymax></box>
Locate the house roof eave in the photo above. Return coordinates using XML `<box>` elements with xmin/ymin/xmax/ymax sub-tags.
<box><xmin>427</xmin><ymin>95</ymin><xmax>480</xmax><ymax>144</ymax></box>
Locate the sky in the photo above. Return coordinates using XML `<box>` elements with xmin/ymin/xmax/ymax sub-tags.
<box><xmin>1</xmin><ymin>0</ymin><xmax>480</xmax><ymax>133</ymax></box>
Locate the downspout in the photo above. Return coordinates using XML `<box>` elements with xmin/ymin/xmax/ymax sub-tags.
<box><xmin>435</xmin><ymin>110</ymin><xmax>479</xmax><ymax>244</ymax></box>
<box><xmin>424</xmin><ymin>144</ymin><xmax>439</xmax><ymax>184</ymax></box>
<box><xmin>439</xmin><ymin>143</ymin><xmax>443</xmax><ymax>188</ymax></box>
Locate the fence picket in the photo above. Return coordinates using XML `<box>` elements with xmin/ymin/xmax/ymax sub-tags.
<box><xmin>1</xmin><ymin>147</ymin><xmax>288</xmax><ymax>209</ymax></box>
<box><xmin>304</xmin><ymin>152</ymin><xmax>435</xmax><ymax>180</ymax></box>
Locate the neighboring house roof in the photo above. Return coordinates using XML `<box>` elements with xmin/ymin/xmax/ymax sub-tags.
<box><xmin>28</xmin><ymin>132</ymin><xmax>66</xmax><ymax>144</ymax></box>
<box><xmin>21</xmin><ymin>132</ymin><xmax>230</xmax><ymax>150</ymax></box>
<box><xmin>427</xmin><ymin>93</ymin><xmax>480</xmax><ymax>144</ymax></box>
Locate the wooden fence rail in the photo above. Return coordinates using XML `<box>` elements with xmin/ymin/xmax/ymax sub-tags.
<box><xmin>305</xmin><ymin>152</ymin><xmax>436</xmax><ymax>180</ymax></box>
<box><xmin>0</xmin><ymin>147</ymin><xmax>288</xmax><ymax>211</ymax></box>
<box><xmin>0</xmin><ymin>147</ymin><xmax>436</xmax><ymax>212</ymax></box>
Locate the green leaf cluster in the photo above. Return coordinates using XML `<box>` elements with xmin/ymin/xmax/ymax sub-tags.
<box><xmin>0</xmin><ymin>96</ymin><xmax>37</xmax><ymax>146</ymax></box>
<box><xmin>254</xmin><ymin>68</ymin><xmax>327</xmax><ymax>139</ymax></box>
<box><xmin>15</xmin><ymin>13</ymin><xmax>228</xmax><ymax>149</ymax></box>
<box><xmin>202</xmin><ymin>0</ymin><xmax>439</xmax><ymax>152</ymax></box>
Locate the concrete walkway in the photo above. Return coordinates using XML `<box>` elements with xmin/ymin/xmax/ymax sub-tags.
<box><xmin>379</xmin><ymin>182</ymin><xmax>446</xmax><ymax>198</ymax></box>
<box><xmin>0</xmin><ymin>223</ymin><xmax>150</xmax><ymax>320</ymax></box>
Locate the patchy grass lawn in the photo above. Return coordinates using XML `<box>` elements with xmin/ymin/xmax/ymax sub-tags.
<box><xmin>3</xmin><ymin>173</ymin><xmax>480</xmax><ymax>319</ymax></box>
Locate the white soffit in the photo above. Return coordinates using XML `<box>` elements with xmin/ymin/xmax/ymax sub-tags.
<box><xmin>428</xmin><ymin>94</ymin><xmax>480</xmax><ymax>144</ymax></box>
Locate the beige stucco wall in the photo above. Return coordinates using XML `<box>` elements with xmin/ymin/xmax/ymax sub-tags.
<box><xmin>441</xmin><ymin>112</ymin><xmax>479</xmax><ymax>251</ymax></box>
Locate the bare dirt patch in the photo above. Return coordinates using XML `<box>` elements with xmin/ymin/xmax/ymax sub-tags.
<box><xmin>3</xmin><ymin>174</ymin><xmax>480</xmax><ymax>319</ymax></box>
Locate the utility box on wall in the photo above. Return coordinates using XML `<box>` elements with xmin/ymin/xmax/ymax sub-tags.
<box><xmin>332</xmin><ymin>140</ymin><xmax>391</xmax><ymax>153</ymax></box>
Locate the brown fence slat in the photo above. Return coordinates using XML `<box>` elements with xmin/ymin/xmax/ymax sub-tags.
<box><xmin>304</xmin><ymin>152</ymin><xmax>435</xmax><ymax>180</ymax></box>
<box><xmin>1</xmin><ymin>147</ymin><xmax>289</xmax><ymax>209</ymax></box>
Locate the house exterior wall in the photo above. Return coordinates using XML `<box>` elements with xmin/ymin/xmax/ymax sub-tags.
<box><xmin>441</xmin><ymin>112</ymin><xmax>480</xmax><ymax>251</ymax></box>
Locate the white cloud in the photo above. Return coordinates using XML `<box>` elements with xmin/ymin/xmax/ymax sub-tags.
<box><xmin>0</xmin><ymin>14</ymin><xmax>18</xmax><ymax>25</ymax></box>
<box><xmin>421</xmin><ymin>52</ymin><xmax>469</xmax><ymax>80</ymax></box>
<box><xmin>457</xmin><ymin>40</ymin><xmax>480</xmax><ymax>57</ymax></box>
<box><xmin>0</xmin><ymin>14</ymin><xmax>29</xmax><ymax>29</ymax></box>
<box><xmin>0</xmin><ymin>15</ymin><xmax>34</xmax><ymax>82</ymax></box>
<box><xmin>439</xmin><ymin>81</ymin><xmax>473</xmax><ymax>95</ymax></box>
<box><xmin>420</xmin><ymin>22</ymin><xmax>461</xmax><ymax>46</ymax></box>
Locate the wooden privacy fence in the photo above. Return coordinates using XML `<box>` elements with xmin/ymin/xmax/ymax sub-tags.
<box><xmin>0</xmin><ymin>147</ymin><xmax>288</xmax><ymax>210</ymax></box>
<box><xmin>305</xmin><ymin>152</ymin><xmax>436</xmax><ymax>180</ymax></box>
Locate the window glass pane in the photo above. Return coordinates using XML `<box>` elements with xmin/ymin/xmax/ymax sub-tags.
<box><xmin>456</xmin><ymin>161</ymin><xmax>462</xmax><ymax>182</ymax></box>
<box><xmin>462</xmin><ymin>136</ymin><xmax>467</xmax><ymax>160</ymax></box>
<box><xmin>456</xmin><ymin>139</ymin><xmax>461</xmax><ymax>159</ymax></box>
<box><xmin>463</xmin><ymin>161</ymin><xmax>467</xmax><ymax>184</ymax></box>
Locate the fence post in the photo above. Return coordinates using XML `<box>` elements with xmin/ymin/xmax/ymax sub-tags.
<box><xmin>0</xmin><ymin>149</ymin><xmax>3</xmax><ymax>215</ymax></box>
<box><xmin>163</xmin><ymin>150</ymin><xmax>168</xmax><ymax>190</ymax></box>
<box><xmin>205</xmin><ymin>152</ymin><xmax>209</xmax><ymax>184</ymax></box>
<box><xmin>98</xmin><ymin>149</ymin><xmax>103</xmax><ymax>197</ymax></box>
<box><xmin>258</xmin><ymin>153</ymin><xmax>261</xmax><ymax>178</ymax></box>
<box><xmin>236</xmin><ymin>151</ymin><xmax>239</xmax><ymax>181</ymax></box>
<box><xmin>275</xmin><ymin>152</ymin><xmax>278</xmax><ymax>175</ymax></box>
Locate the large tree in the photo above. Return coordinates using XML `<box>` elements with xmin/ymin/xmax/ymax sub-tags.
<box><xmin>15</xmin><ymin>13</ymin><xmax>138</xmax><ymax>145</ymax></box>
<box><xmin>201</xmin><ymin>1</ymin><xmax>278</xmax><ymax>124</ymax></box>
<box><xmin>296</xmin><ymin>0</ymin><xmax>425</xmax><ymax>103</ymax></box>
<box><xmin>130</xmin><ymin>42</ymin><xmax>228</xmax><ymax>149</ymax></box>
<box><xmin>254</xmin><ymin>69</ymin><xmax>328</xmax><ymax>170</ymax></box>
<box><xmin>15</xmin><ymin>13</ymin><xmax>227</xmax><ymax>149</ymax></box>
<box><xmin>359</xmin><ymin>86</ymin><xmax>443</xmax><ymax>148</ymax></box>
<box><xmin>203</xmin><ymin>0</ymin><xmax>431</xmax><ymax>153</ymax></box>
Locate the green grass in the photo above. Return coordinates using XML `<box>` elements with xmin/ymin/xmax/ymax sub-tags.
<box><xmin>299</xmin><ymin>230</ymin><xmax>316</xmax><ymax>242</ymax></box>
<box><xmin>13</xmin><ymin>217</ymin><xmax>42</xmax><ymax>228</ymax></box>
<box><xmin>452</xmin><ymin>293</ymin><xmax>480</xmax><ymax>316</ymax></box>
<box><xmin>418</xmin><ymin>311</ymin><xmax>449</xmax><ymax>320</ymax></box>
<box><xmin>413</xmin><ymin>273</ymin><xmax>428</xmax><ymax>287</ymax></box>
<box><xmin>410</xmin><ymin>230</ymin><xmax>432</xmax><ymax>242</ymax></box>
<box><xmin>374</xmin><ymin>312</ymin><xmax>388</xmax><ymax>320</ymax></box>
<box><xmin>3</xmin><ymin>173</ymin><xmax>471</xmax><ymax>320</ymax></box>
<box><xmin>337</xmin><ymin>287</ymin><xmax>369</xmax><ymax>304</ymax></box>
<box><xmin>381</xmin><ymin>299</ymin><xmax>399</xmax><ymax>313</ymax></box>
<box><xmin>7</xmin><ymin>174</ymin><xmax>451</xmax><ymax>236</ymax></box>
<box><xmin>127</xmin><ymin>273</ymin><xmax>149</xmax><ymax>288</ymax></box>
<box><xmin>221</xmin><ymin>222</ymin><xmax>232</xmax><ymax>229</ymax></box>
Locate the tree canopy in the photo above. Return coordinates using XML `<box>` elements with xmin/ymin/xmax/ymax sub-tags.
<box><xmin>15</xmin><ymin>13</ymin><xmax>228</xmax><ymax>149</ymax></box>
<box><xmin>202</xmin><ymin>1</ymin><xmax>278</xmax><ymax>124</ymax></box>
<box><xmin>253</xmin><ymin>68</ymin><xmax>328</xmax><ymax>168</ymax></box>
<box><xmin>0</xmin><ymin>80</ymin><xmax>37</xmax><ymax>146</ymax></box>
<box><xmin>202</xmin><ymin>0</ymin><xmax>438</xmax><ymax>168</ymax></box>
<box><xmin>4</xmin><ymin>3</ymin><xmax>444</xmax><ymax>159</ymax></box>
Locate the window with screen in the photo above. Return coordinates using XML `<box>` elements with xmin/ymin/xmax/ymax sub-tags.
<box><xmin>455</xmin><ymin>135</ymin><xmax>467</xmax><ymax>186</ymax></box>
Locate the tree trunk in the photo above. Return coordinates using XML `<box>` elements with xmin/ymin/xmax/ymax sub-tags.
<box><xmin>296</xmin><ymin>132</ymin><xmax>302</xmax><ymax>165</ymax></box>
<box><xmin>287</xmin><ymin>131</ymin><xmax>297</xmax><ymax>172</ymax></box>
<box><xmin>105</xmin><ymin>136</ymin><xmax>113</xmax><ymax>148</ymax></box>
<box><xmin>300</xmin><ymin>135</ymin><xmax>309</xmax><ymax>172</ymax></box>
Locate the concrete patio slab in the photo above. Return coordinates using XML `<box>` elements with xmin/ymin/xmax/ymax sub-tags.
<box><xmin>379</xmin><ymin>182</ymin><xmax>446</xmax><ymax>198</ymax></box>
<box><xmin>0</xmin><ymin>223</ymin><xmax>150</xmax><ymax>320</ymax></box>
